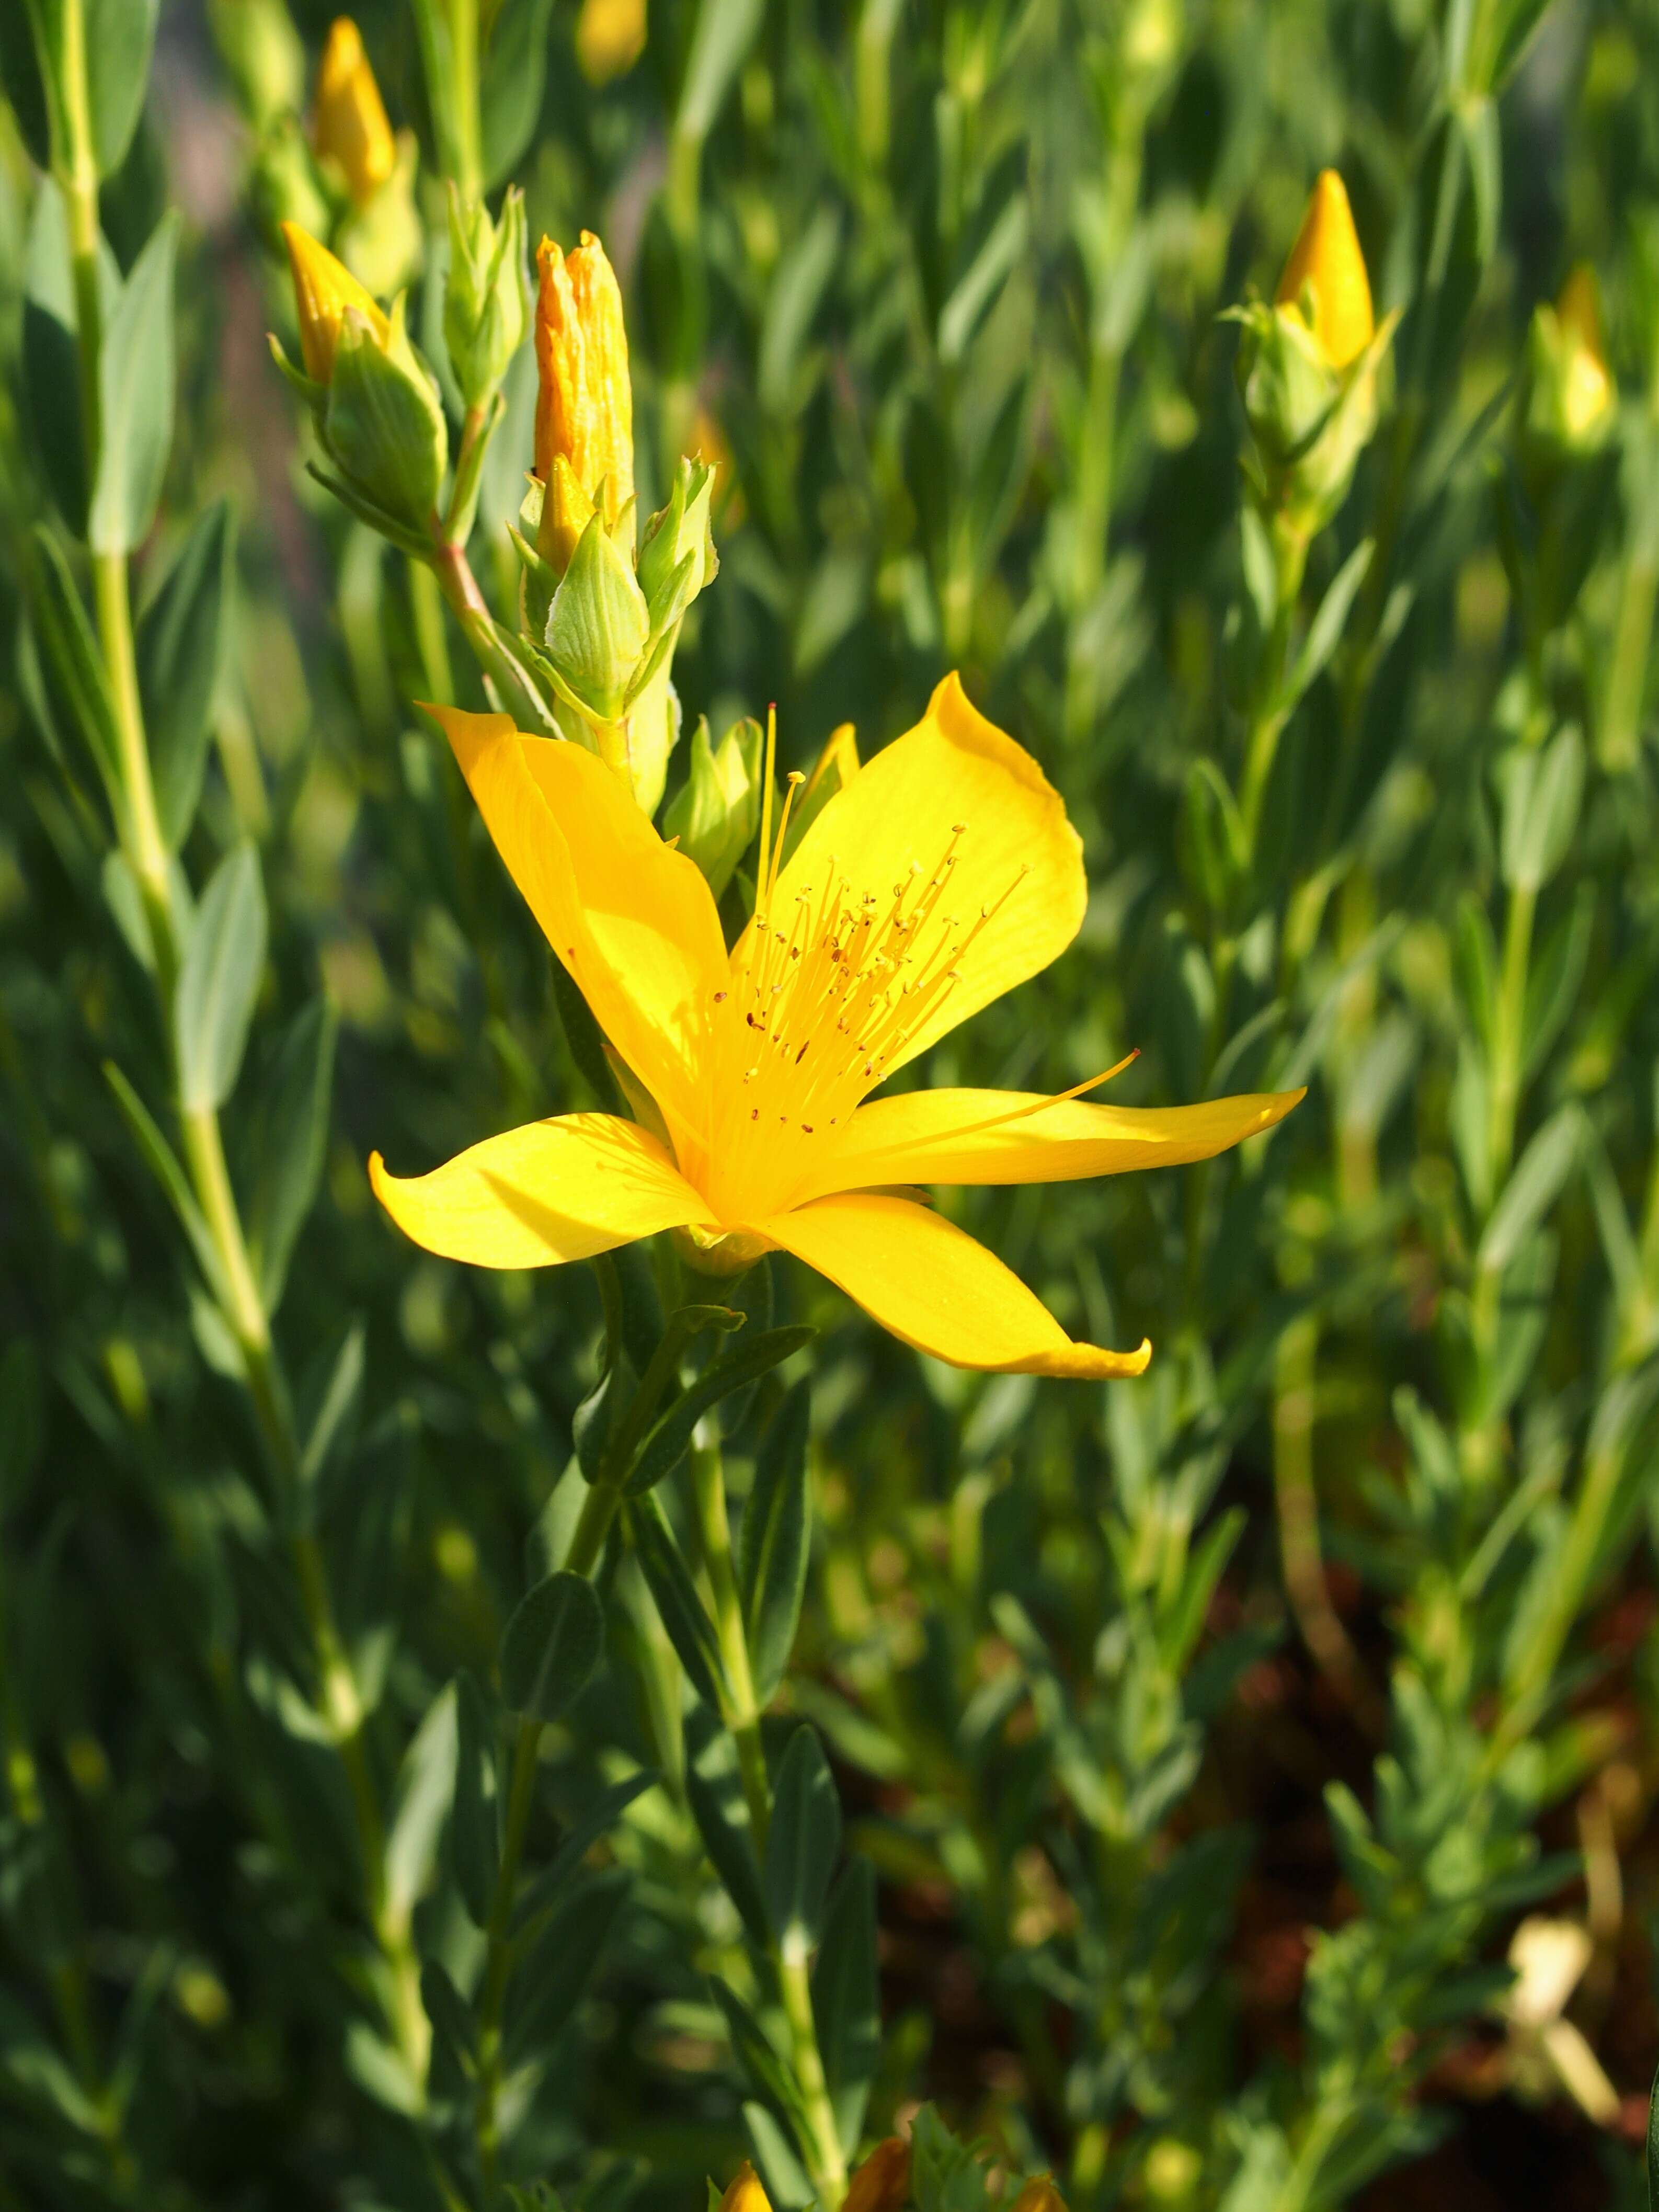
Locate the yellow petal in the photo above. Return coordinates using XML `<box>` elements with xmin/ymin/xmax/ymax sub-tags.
<box><xmin>738</xmin><ymin>672</ymin><xmax>1083</xmax><ymax>1079</ymax></box>
<box><xmin>427</xmin><ymin>706</ymin><xmax>727</xmax><ymax>1171</ymax></box>
<box><xmin>313</xmin><ymin>17</ymin><xmax>396</xmax><ymax>203</ymax></box>
<box><xmin>797</xmin><ymin>1085</ymin><xmax>1305</xmax><ymax>1204</ymax></box>
<box><xmin>576</xmin><ymin>0</ymin><xmax>646</xmax><ymax>84</ymax></box>
<box><xmin>370</xmin><ymin>1114</ymin><xmax>712</xmax><ymax>1268</ymax></box>
<box><xmin>281</xmin><ymin>220</ymin><xmax>389</xmax><ymax>382</ymax></box>
<box><xmin>1276</xmin><ymin>170</ymin><xmax>1374</xmax><ymax>370</ymax></box>
<box><xmin>764</xmin><ymin>1192</ymin><xmax>1150</xmax><ymax>1378</ymax></box>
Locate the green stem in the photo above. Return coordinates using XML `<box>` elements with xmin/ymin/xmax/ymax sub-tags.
<box><xmin>1239</xmin><ymin>516</ymin><xmax>1310</xmax><ymax>851</ymax></box>
<box><xmin>473</xmin><ymin>1304</ymin><xmax>688</xmax><ymax>2189</ymax></box>
<box><xmin>1484</xmin><ymin>880</ymin><xmax>1536</xmax><ymax>1206</ymax></box>
<box><xmin>1600</xmin><ymin>541</ymin><xmax>1657</xmax><ymax>774</ymax></box>
<box><xmin>690</xmin><ymin>1441</ymin><xmax>771</xmax><ymax>1847</ymax></box>
<box><xmin>688</xmin><ymin>1436</ymin><xmax>848</xmax><ymax>2211</ymax></box>
<box><xmin>448</xmin><ymin>0</ymin><xmax>483</xmax><ymax>201</ymax></box>
<box><xmin>430</xmin><ymin>534</ymin><xmax>557</xmax><ymax>729</ymax></box>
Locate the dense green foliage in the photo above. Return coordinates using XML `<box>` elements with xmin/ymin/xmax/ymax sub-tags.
<box><xmin>4</xmin><ymin>0</ymin><xmax>1659</xmax><ymax>2206</ymax></box>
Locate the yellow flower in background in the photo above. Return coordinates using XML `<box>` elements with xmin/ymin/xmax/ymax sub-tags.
<box><xmin>281</xmin><ymin>219</ymin><xmax>390</xmax><ymax>381</ymax></box>
<box><xmin>716</xmin><ymin>2164</ymin><xmax>772</xmax><ymax>2212</ymax></box>
<box><xmin>843</xmin><ymin>2138</ymin><xmax>911</xmax><ymax>2212</ymax></box>
<box><xmin>312</xmin><ymin>17</ymin><xmax>396</xmax><ymax>203</ymax></box>
<box><xmin>1553</xmin><ymin>265</ymin><xmax>1614</xmax><ymax>443</ymax></box>
<box><xmin>577</xmin><ymin>0</ymin><xmax>647</xmax><ymax>85</ymax></box>
<box><xmin>370</xmin><ymin>678</ymin><xmax>1303</xmax><ymax>1379</ymax></box>
<box><xmin>1276</xmin><ymin>169</ymin><xmax>1374</xmax><ymax>370</ymax></box>
<box><xmin>533</xmin><ymin>232</ymin><xmax>635</xmax><ymax>530</ymax></box>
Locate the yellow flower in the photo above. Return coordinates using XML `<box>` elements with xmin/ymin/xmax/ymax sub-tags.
<box><xmin>1553</xmin><ymin>265</ymin><xmax>1614</xmax><ymax>443</ymax></box>
<box><xmin>534</xmin><ymin>232</ymin><xmax>635</xmax><ymax>530</ymax></box>
<box><xmin>843</xmin><ymin>2137</ymin><xmax>911</xmax><ymax>2212</ymax></box>
<box><xmin>312</xmin><ymin>17</ymin><xmax>396</xmax><ymax>203</ymax></box>
<box><xmin>577</xmin><ymin>0</ymin><xmax>647</xmax><ymax>84</ymax></box>
<box><xmin>716</xmin><ymin>2165</ymin><xmax>772</xmax><ymax>2212</ymax></box>
<box><xmin>281</xmin><ymin>219</ymin><xmax>390</xmax><ymax>383</ymax></box>
<box><xmin>1010</xmin><ymin>2180</ymin><xmax>1066</xmax><ymax>2212</ymax></box>
<box><xmin>370</xmin><ymin>679</ymin><xmax>1303</xmax><ymax>1378</ymax></box>
<box><xmin>1276</xmin><ymin>169</ymin><xmax>1374</xmax><ymax>371</ymax></box>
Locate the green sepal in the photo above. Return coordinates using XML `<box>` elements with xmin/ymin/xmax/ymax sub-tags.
<box><xmin>541</xmin><ymin>510</ymin><xmax>651</xmax><ymax>722</ymax></box>
<box><xmin>323</xmin><ymin>297</ymin><xmax>448</xmax><ymax>535</ymax></box>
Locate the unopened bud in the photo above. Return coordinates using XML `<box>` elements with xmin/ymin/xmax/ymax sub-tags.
<box><xmin>1276</xmin><ymin>169</ymin><xmax>1374</xmax><ymax>371</ymax></box>
<box><xmin>445</xmin><ymin>184</ymin><xmax>531</xmax><ymax>409</ymax></box>
<box><xmin>313</xmin><ymin>17</ymin><xmax>395</xmax><ymax>203</ymax></box>
<box><xmin>1010</xmin><ymin>2179</ymin><xmax>1065</xmax><ymax>2212</ymax></box>
<box><xmin>533</xmin><ymin>232</ymin><xmax>634</xmax><ymax>530</ymax></box>
<box><xmin>577</xmin><ymin>0</ymin><xmax>647</xmax><ymax>84</ymax></box>
<box><xmin>281</xmin><ymin>220</ymin><xmax>389</xmax><ymax>383</ymax></box>
<box><xmin>1232</xmin><ymin>172</ymin><xmax>1395</xmax><ymax>537</ymax></box>
<box><xmin>663</xmin><ymin>715</ymin><xmax>764</xmax><ymax>896</ymax></box>
<box><xmin>717</xmin><ymin>2162</ymin><xmax>773</xmax><ymax>2212</ymax></box>
<box><xmin>843</xmin><ymin>2137</ymin><xmax>911</xmax><ymax>2212</ymax></box>
<box><xmin>1519</xmin><ymin>264</ymin><xmax>1616</xmax><ymax>476</ymax></box>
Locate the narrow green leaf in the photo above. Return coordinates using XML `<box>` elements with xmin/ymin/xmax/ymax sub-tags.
<box><xmin>480</xmin><ymin>0</ymin><xmax>555</xmax><ymax>187</ymax></box>
<box><xmin>1283</xmin><ymin>537</ymin><xmax>1372</xmax><ymax>710</ymax></box>
<box><xmin>1479</xmin><ymin>1106</ymin><xmax>1583</xmax><ymax>1275</ymax></box>
<box><xmin>628</xmin><ymin>1495</ymin><xmax>729</xmax><ymax>1711</ymax></box>
<box><xmin>138</xmin><ymin>498</ymin><xmax>236</xmax><ymax>846</ymax></box>
<box><xmin>248</xmin><ymin>998</ymin><xmax>337</xmax><ymax>1311</ymax></box>
<box><xmin>102</xmin><ymin>1060</ymin><xmax>230</xmax><ymax>1307</ymax></box>
<box><xmin>676</xmin><ymin>0</ymin><xmax>765</xmax><ymax>146</ymax></box>
<box><xmin>451</xmin><ymin>1670</ymin><xmax>501</xmax><ymax>1928</ymax></box>
<box><xmin>811</xmin><ymin>1859</ymin><xmax>878</xmax><ymax>2156</ymax></box>
<box><xmin>89</xmin><ymin>211</ymin><xmax>179</xmax><ymax>556</ymax></box>
<box><xmin>683</xmin><ymin>1699</ymin><xmax>768</xmax><ymax>1946</ymax></box>
<box><xmin>384</xmin><ymin>1681</ymin><xmax>458</xmax><ymax>1926</ymax></box>
<box><xmin>27</xmin><ymin>527</ymin><xmax>123</xmax><ymax>811</ymax></box>
<box><xmin>499</xmin><ymin>1570</ymin><xmax>604</xmax><ymax>1720</ymax></box>
<box><xmin>763</xmin><ymin>1726</ymin><xmax>839</xmax><ymax>1962</ymax></box>
<box><xmin>174</xmin><ymin>842</ymin><xmax>267</xmax><ymax>1112</ymax></box>
<box><xmin>86</xmin><ymin>0</ymin><xmax>159</xmax><ymax>175</ymax></box>
<box><xmin>738</xmin><ymin>1382</ymin><xmax>812</xmax><ymax>1706</ymax></box>
<box><xmin>504</xmin><ymin>1868</ymin><xmax>628</xmax><ymax>2061</ymax></box>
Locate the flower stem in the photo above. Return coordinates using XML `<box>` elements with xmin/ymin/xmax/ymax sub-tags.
<box><xmin>688</xmin><ymin>1436</ymin><xmax>848</xmax><ymax>2212</ymax></box>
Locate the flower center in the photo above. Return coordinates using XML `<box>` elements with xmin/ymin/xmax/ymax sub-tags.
<box><xmin>702</xmin><ymin>790</ymin><xmax>1026</xmax><ymax>1219</ymax></box>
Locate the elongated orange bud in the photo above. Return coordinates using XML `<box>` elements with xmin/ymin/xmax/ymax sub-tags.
<box><xmin>281</xmin><ymin>220</ymin><xmax>390</xmax><ymax>382</ymax></box>
<box><xmin>313</xmin><ymin>18</ymin><xmax>396</xmax><ymax>202</ymax></box>
<box><xmin>717</xmin><ymin>2163</ymin><xmax>773</xmax><ymax>2212</ymax></box>
<box><xmin>1276</xmin><ymin>170</ymin><xmax>1374</xmax><ymax>370</ymax></box>
<box><xmin>843</xmin><ymin>2138</ymin><xmax>911</xmax><ymax>2212</ymax></box>
<box><xmin>533</xmin><ymin>231</ymin><xmax>634</xmax><ymax>527</ymax></box>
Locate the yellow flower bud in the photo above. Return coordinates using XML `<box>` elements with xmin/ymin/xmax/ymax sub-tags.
<box><xmin>1276</xmin><ymin>169</ymin><xmax>1374</xmax><ymax>371</ymax></box>
<box><xmin>843</xmin><ymin>2137</ymin><xmax>911</xmax><ymax>2212</ymax></box>
<box><xmin>313</xmin><ymin>17</ymin><xmax>396</xmax><ymax>204</ymax></box>
<box><xmin>717</xmin><ymin>2163</ymin><xmax>773</xmax><ymax>2212</ymax></box>
<box><xmin>533</xmin><ymin>231</ymin><xmax>635</xmax><ymax>529</ymax></box>
<box><xmin>1010</xmin><ymin>2178</ymin><xmax>1066</xmax><ymax>2212</ymax></box>
<box><xmin>577</xmin><ymin>0</ymin><xmax>647</xmax><ymax>85</ymax></box>
<box><xmin>281</xmin><ymin>219</ymin><xmax>390</xmax><ymax>383</ymax></box>
<box><xmin>1554</xmin><ymin>264</ymin><xmax>1614</xmax><ymax>443</ymax></box>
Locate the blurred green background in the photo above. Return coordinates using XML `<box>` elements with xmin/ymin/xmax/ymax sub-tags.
<box><xmin>5</xmin><ymin>0</ymin><xmax>1659</xmax><ymax>2206</ymax></box>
